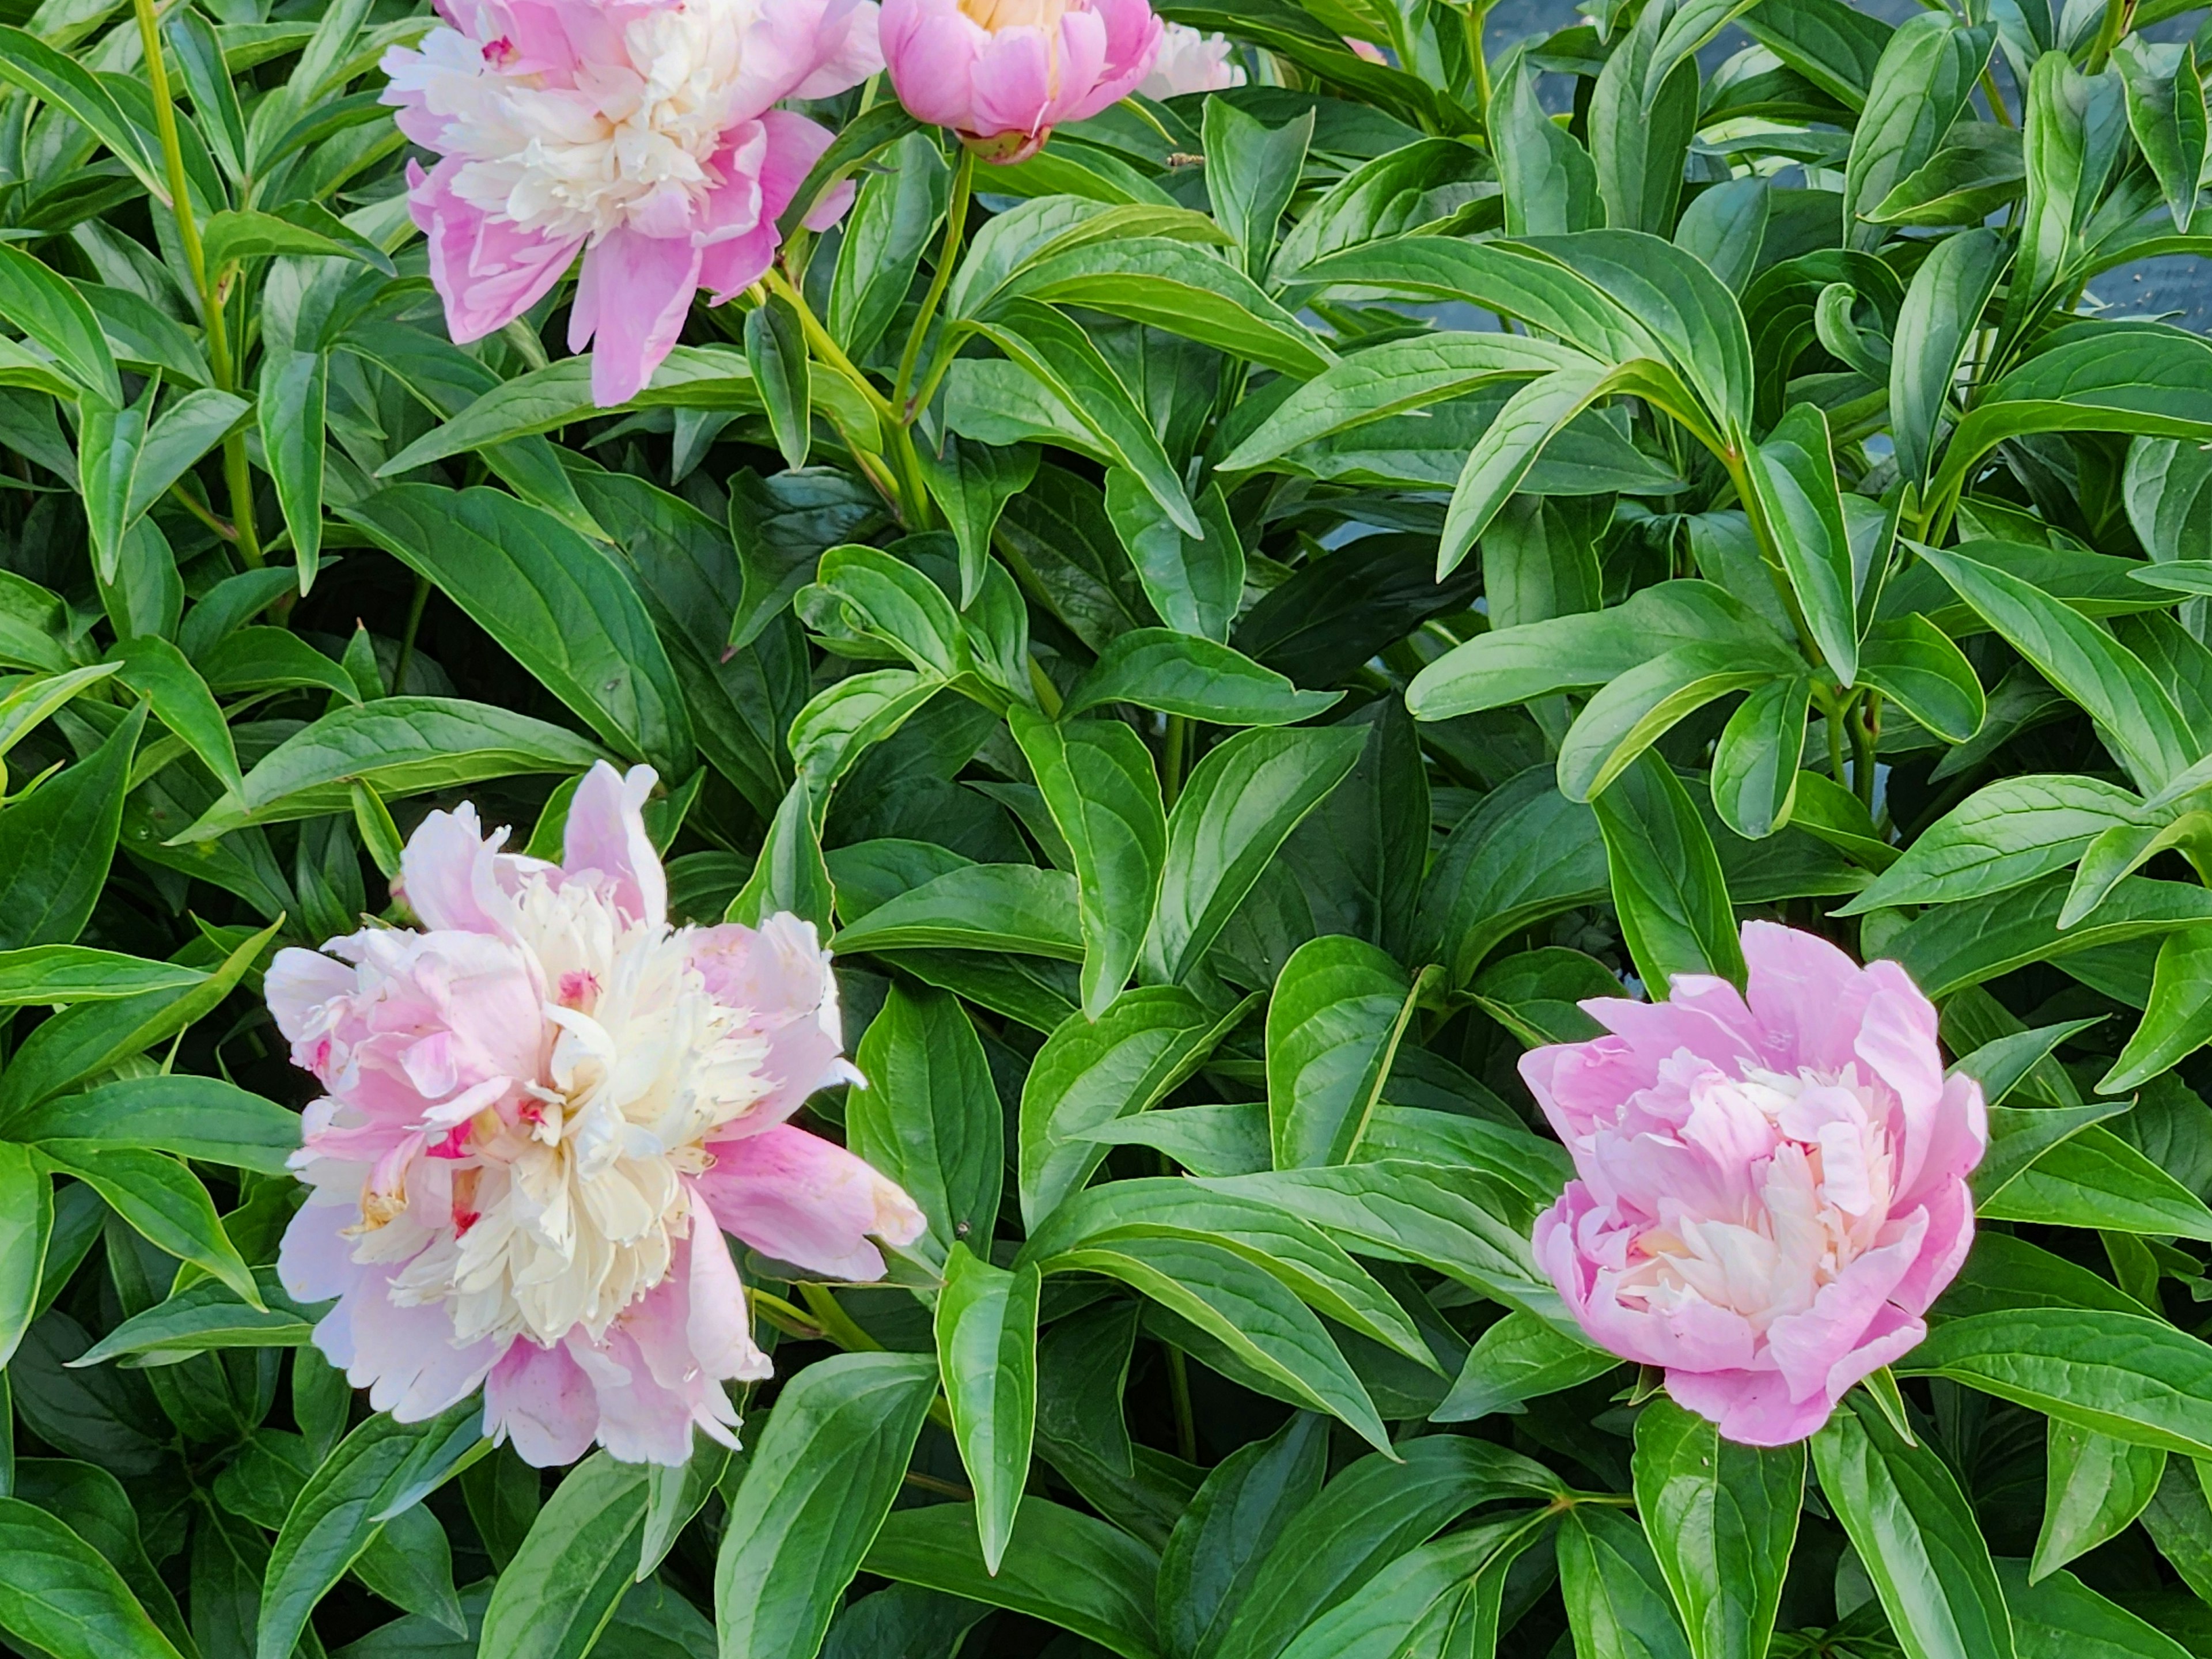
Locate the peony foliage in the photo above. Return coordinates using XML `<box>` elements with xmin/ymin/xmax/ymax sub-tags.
<box><xmin>5</xmin><ymin>0</ymin><xmax>2212</xmax><ymax>1654</ymax></box>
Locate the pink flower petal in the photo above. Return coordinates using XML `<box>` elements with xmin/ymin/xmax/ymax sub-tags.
<box><xmin>486</xmin><ymin>1339</ymin><xmax>599</xmax><ymax>1467</ymax></box>
<box><xmin>561</xmin><ymin>761</ymin><xmax>665</xmax><ymax>930</ymax></box>
<box><xmin>569</xmin><ymin>229</ymin><xmax>703</xmax><ymax>408</ymax></box>
<box><xmin>696</xmin><ymin>1124</ymin><xmax>925</xmax><ymax>1281</ymax></box>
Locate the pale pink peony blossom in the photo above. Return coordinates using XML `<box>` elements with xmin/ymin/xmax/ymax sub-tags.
<box><xmin>879</xmin><ymin>0</ymin><xmax>1162</xmax><ymax>162</ymax></box>
<box><xmin>1524</xmin><ymin>923</ymin><xmax>1986</xmax><ymax>1446</ymax></box>
<box><xmin>381</xmin><ymin>0</ymin><xmax>881</xmax><ymax>407</ymax></box>
<box><xmin>1138</xmin><ymin>22</ymin><xmax>1243</xmax><ymax>96</ymax></box>
<box><xmin>271</xmin><ymin>761</ymin><xmax>923</xmax><ymax>1466</ymax></box>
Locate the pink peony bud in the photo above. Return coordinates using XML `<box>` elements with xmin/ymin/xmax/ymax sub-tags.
<box><xmin>380</xmin><ymin>0</ymin><xmax>884</xmax><ymax>407</ymax></box>
<box><xmin>878</xmin><ymin>0</ymin><xmax>1163</xmax><ymax>163</ymax></box>
<box><xmin>1523</xmin><ymin>922</ymin><xmax>1986</xmax><ymax>1446</ymax></box>
<box><xmin>1138</xmin><ymin>22</ymin><xmax>1243</xmax><ymax>97</ymax></box>
<box><xmin>270</xmin><ymin>760</ymin><xmax>923</xmax><ymax>1467</ymax></box>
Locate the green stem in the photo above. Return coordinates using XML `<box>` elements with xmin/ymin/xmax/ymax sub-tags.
<box><xmin>1459</xmin><ymin>1</ymin><xmax>1493</xmax><ymax>124</ymax></box>
<box><xmin>2085</xmin><ymin>0</ymin><xmax>2134</xmax><ymax>73</ymax></box>
<box><xmin>132</xmin><ymin>0</ymin><xmax>262</xmax><ymax>567</ymax></box>
<box><xmin>895</xmin><ymin>145</ymin><xmax>975</xmax><ymax>421</ymax></box>
<box><xmin>798</xmin><ymin>1282</ymin><xmax>882</xmax><ymax>1351</ymax></box>
<box><xmin>1161</xmin><ymin>715</ymin><xmax>1190</xmax><ymax>809</ymax></box>
<box><xmin>760</xmin><ymin>268</ymin><xmax>935</xmax><ymax>525</ymax></box>
<box><xmin>1166</xmin><ymin>1347</ymin><xmax>1198</xmax><ymax>1464</ymax></box>
<box><xmin>1825</xmin><ymin>693</ymin><xmax>1849</xmax><ymax>787</ymax></box>
<box><xmin>393</xmin><ymin>573</ymin><xmax>430</xmax><ymax>695</ymax></box>
<box><xmin>1853</xmin><ymin>690</ymin><xmax>1881</xmax><ymax>811</ymax></box>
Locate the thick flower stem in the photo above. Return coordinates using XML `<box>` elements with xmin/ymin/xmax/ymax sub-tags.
<box><xmin>132</xmin><ymin>0</ymin><xmax>263</xmax><ymax>568</ymax></box>
<box><xmin>1166</xmin><ymin>1347</ymin><xmax>1198</xmax><ymax>1463</ymax></box>
<box><xmin>894</xmin><ymin>145</ymin><xmax>975</xmax><ymax>421</ymax></box>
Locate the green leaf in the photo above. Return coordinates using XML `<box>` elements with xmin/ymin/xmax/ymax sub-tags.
<box><xmin>1710</xmin><ymin>675</ymin><xmax>1810</xmax><ymax>839</ymax></box>
<box><xmin>1594</xmin><ymin>750</ymin><xmax>1745</xmax><ymax>993</ymax></box>
<box><xmin>1432</xmin><ymin>1308</ymin><xmax>1617</xmax><ymax>1422</ymax></box>
<box><xmin>829</xmin><ymin>130</ymin><xmax>950</xmax><ymax>360</ymax></box>
<box><xmin>259</xmin><ymin>349</ymin><xmax>328</xmax><ymax>589</ymax></box>
<box><xmin>1914</xmin><ymin>543</ymin><xmax>2194</xmax><ymax>791</ymax></box>
<box><xmin>0</xmin><ymin>1143</ymin><xmax>49</xmax><ymax>1369</ymax></box>
<box><xmin>0</xmin><ymin>702</ymin><xmax>139</xmax><ymax>951</ymax></box>
<box><xmin>1866</xmin><ymin>124</ymin><xmax>2025</xmax><ymax>226</ymax></box>
<box><xmin>1145</xmin><ymin>726</ymin><xmax>1367</xmax><ymax>984</ymax></box>
<box><xmin>77</xmin><ymin>378</ymin><xmax>151</xmax><ymax>584</ymax></box>
<box><xmin>971</xmin><ymin>300</ymin><xmax>1199</xmax><ymax>537</ymax></box>
<box><xmin>2101</xmin><ymin>927</ymin><xmax>2212</xmax><ymax>1092</ymax></box>
<box><xmin>1857</xmin><ymin>613</ymin><xmax>1986</xmax><ymax>744</ymax></box>
<box><xmin>1157</xmin><ymin>1412</ymin><xmax>1327</xmax><ymax>1659</ymax></box>
<box><xmin>69</xmin><ymin>1270</ymin><xmax>313</xmax><ymax>1363</ymax></box>
<box><xmin>1891</xmin><ymin>228</ymin><xmax>2009</xmax><ymax>485</ymax></box>
<box><xmin>744</xmin><ymin>294</ymin><xmax>811</xmax><ymax>470</ymax></box>
<box><xmin>1899</xmin><ymin>1308</ymin><xmax>2212</xmax><ymax>1458</ymax></box>
<box><xmin>1812</xmin><ymin>1391</ymin><xmax>2015</xmax><ymax>1659</ymax></box>
<box><xmin>1209</xmin><ymin>1435</ymin><xmax>1561</xmax><ymax>1659</ymax></box>
<box><xmin>1588</xmin><ymin>0</ymin><xmax>1700</xmax><ymax>235</ymax></box>
<box><xmin>377</xmin><ymin>346</ymin><xmax>760</xmax><ymax>475</ymax></box>
<box><xmin>787</xmin><ymin>668</ymin><xmax>940</xmax><ymax>809</ymax></box>
<box><xmin>0</xmin><ymin>251</ymin><xmax>120</xmax><ymax>412</ymax></box>
<box><xmin>108</xmin><ymin>635</ymin><xmax>239</xmax><ymax>796</ymax></box>
<box><xmin>801</xmin><ymin>544</ymin><xmax>971</xmax><ymax>681</ymax></box>
<box><xmin>14</xmin><ymin>1073</ymin><xmax>299</xmax><ymax>1173</ymax></box>
<box><xmin>1279</xmin><ymin>1516</ymin><xmax>1547</xmax><ymax>1659</ymax></box>
<box><xmin>1011</xmin><ymin>707</ymin><xmax>1166</xmax><ymax>1018</ymax></box>
<box><xmin>341</xmin><ymin>486</ymin><xmax>693</xmax><ymax>778</ymax></box>
<box><xmin>1413</xmin><ymin>767</ymin><xmax>1610</xmax><ymax>987</ymax></box>
<box><xmin>1104</xmin><ymin>473</ymin><xmax>1246</xmax><ymax>646</ymax></box>
<box><xmin>1558</xmin><ymin>643</ymin><xmax>1784</xmax><ymax>805</ymax></box>
<box><xmin>1202</xmin><ymin>97</ymin><xmax>1306</xmax><ymax>277</ymax></box>
<box><xmin>1558</xmin><ymin>1504</ymin><xmax>1693</xmax><ymax>1659</ymax></box>
<box><xmin>201</xmin><ymin>202</ymin><xmax>396</xmax><ymax>274</ymax></box>
<box><xmin>258</xmin><ymin>1399</ymin><xmax>486</xmax><ymax>1659</ymax></box>
<box><xmin>864</xmin><ymin>1498</ymin><xmax>1161</xmax><ymax>1659</ymax></box>
<box><xmin>2033</xmin><ymin>1423</ymin><xmax>2166</xmax><ymax>1583</ymax></box>
<box><xmin>1065</xmin><ymin>629</ymin><xmax>1342</xmax><ymax>726</ymax></box>
<box><xmin>1841</xmin><ymin>14</ymin><xmax>1993</xmax><ymax>249</ymax></box>
<box><xmin>0</xmin><ymin>1497</ymin><xmax>183</xmax><ymax>1659</ymax></box>
<box><xmin>847</xmin><ymin>982</ymin><xmax>1001</xmax><ymax>1264</ymax></box>
<box><xmin>177</xmin><ymin>698</ymin><xmax>609</xmax><ymax>841</ymax></box>
<box><xmin>1045</xmin><ymin>1232</ymin><xmax>1389</xmax><ymax>1452</ymax></box>
<box><xmin>1266</xmin><ymin>935</ymin><xmax>1421</xmax><ymax>1169</ymax></box>
<box><xmin>1843</xmin><ymin>775</ymin><xmax>2142</xmax><ymax>915</ymax></box>
<box><xmin>0</xmin><ymin>919</ymin><xmax>273</xmax><ymax>1119</ymax></box>
<box><xmin>727</xmin><ymin>779</ymin><xmax>834</xmax><ymax>934</ymax></box>
<box><xmin>2117</xmin><ymin>38</ymin><xmax>2207</xmax><ymax>234</ymax></box>
<box><xmin>1998</xmin><ymin>1558</ymin><xmax>2195</xmax><ymax>1659</ymax></box>
<box><xmin>915</xmin><ymin>435</ymin><xmax>1035</xmax><ymax>608</ymax></box>
<box><xmin>1494</xmin><ymin>58</ymin><xmax>1603</xmax><ymax>236</ymax></box>
<box><xmin>1018</xmin><ymin>986</ymin><xmax>1248</xmax><ymax>1228</ymax></box>
<box><xmin>0</xmin><ymin>29</ymin><xmax>165</xmax><ymax>217</ymax></box>
<box><xmin>1979</xmin><ymin>1123</ymin><xmax>2212</xmax><ymax>1238</ymax></box>
<box><xmin>713</xmin><ymin>1351</ymin><xmax>940</xmax><ymax>1659</ymax></box>
<box><xmin>832</xmin><ymin>863</ymin><xmax>1081</xmax><ymax>960</ymax></box>
<box><xmin>1745</xmin><ymin>402</ymin><xmax>1857</xmax><ymax>681</ymax></box>
<box><xmin>1631</xmin><ymin>1397</ymin><xmax>1802</xmax><ymax>1659</ymax></box>
<box><xmin>935</xmin><ymin>1245</ymin><xmax>1040</xmax><ymax>1574</ymax></box>
<box><xmin>1195</xmin><ymin>1158</ymin><xmax>1556</xmax><ymax>1328</ymax></box>
<box><xmin>478</xmin><ymin>1454</ymin><xmax>649</xmax><ymax>1659</ymax></box>
<box><xmin>37</xmin><ymin>1139</ymin><xmax>257</xmax><ymax>1306</ymax></box>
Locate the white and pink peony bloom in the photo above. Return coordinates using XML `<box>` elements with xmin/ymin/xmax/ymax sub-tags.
<box><xmin>879</xmin><ymin>0</ymin><xmax>1161</xmax><ymax>162</ymax></box>
<box><xmin>1138</xmin><ymin>22</ymin><xmax>1243</xmax><ymax>97</ymax></box>
<box><xmin>381</xmin><ymin>0</ymin><xmax>881</xmax><ymax>407</ymax></box>
<box><xmin>271</xmin><ymin>762</ymin><xmax>924</xmax><ymax>1467</ymax></box>
<box><xmin>1524</xmin><ymin>922</ymin><xmax>1986</xmax><ymax>1446</ymax></box>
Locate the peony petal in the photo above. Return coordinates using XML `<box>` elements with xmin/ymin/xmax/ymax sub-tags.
<box><xmin>279</xmin><ymin>1198</ymin><xmax>364</xmax><ymax>1305</ymax></box>
<box><xmin>569</xmin><ymin>230</ymin><xmax>703</xmax><ymax>408</ymax></box>
<box><xmin>881</xmin><ymin>0</ymin><xmax>989</xmax><ymax>130</ymax></box>
<box><xmin>696</xmin><ymin>1123</ymin><xmax>925</xmax><ymax>1281</ymax></box>
<box><xmin>1741</xmin><ymin>918</ymin><xmax>1876</xmax><ymax>1073</ymax></box>
<box><xmin>486</xmin><ymin>1339</ymin><xmax>600</xmax><ymax>1467</ymax></box>
<box><xmin>683</xmin><ymin>1197</ymin><xmax>775</xmax><ymax>1383</ymax></box>
<box><xmin>1662</xmin><ymin>1364</ymin><xmax>1838</xmax><ymax>1446</ymax></box>
<box><xmin>408</xmin><ymin>159</ymin><xmax>581</xmax><ymax>345</ymax></box>
<box><xmin>561</xmin><ymin>761</ymin><xmax>665</xmax><ymax>929</ymax></box>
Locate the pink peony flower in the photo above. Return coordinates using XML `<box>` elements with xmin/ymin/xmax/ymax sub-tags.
<box><xmin>1523</xmin><ymin>922</ymin><xmax>1986</xmax><ymax>1446</ymax></box>
<box><xmin>270</xmin><ymin>761</ymin><xmax>925</xmax><ymax>1466</ymax></box>
<box><xmin>878</xmin><ymin>0</ymin><xmax>1162</xmax><ymax>163</ymax></box>
<box><xmin>381</xmin><ymin>0</ymin><xmax>882</xmax><ymax>407</ymax></box>
<box><xmin>1138</xmin><ymin>22</ymin><xmax>1243</xmax><ymax>97</ymax></box>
